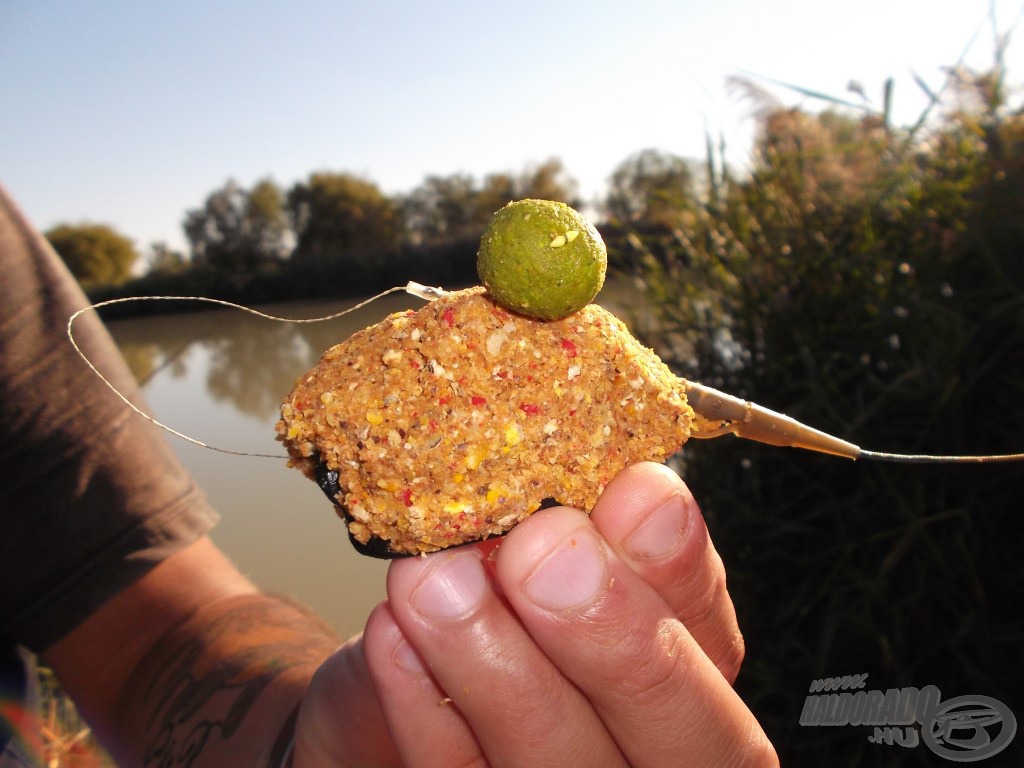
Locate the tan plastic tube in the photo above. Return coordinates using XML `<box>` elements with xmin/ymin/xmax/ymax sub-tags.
<box><xmin>683</xmin><ymin>380</ymin><xmax>862</xmax><ymax>459</ymax></box>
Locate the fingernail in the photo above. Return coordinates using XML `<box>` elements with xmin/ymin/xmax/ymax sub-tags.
<box><xmin>411</xmin><ymin>552</ymin><xmax>487</xmax><ymax>620</ymax></box>
<box><xmin>392</xmin><ymin>639</ymin><xmax>428</xmax><ymax>677</ymax></box>
<box><xmin>625</xmin><ymin>493</ymin><xmax>690</xmax><ymax>560</ymax></box>
<box><xmin>524</xmin><ymin>529</ymin><xmax>608</xmax><ymax>612</ymax></box>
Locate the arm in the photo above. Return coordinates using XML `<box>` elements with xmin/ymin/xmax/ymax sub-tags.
<box><xmin>0</xmin><ymin>184</ymin><xmax>396</xmax><ymax>766</ymax></box>
<box><xmin>42</xmin><ymin>535</ymin><xmax>397</xmax><ymax>767</ymax></box>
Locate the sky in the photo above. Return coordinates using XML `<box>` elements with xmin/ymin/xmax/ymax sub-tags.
<box><xmin>2</xmin><ymin>0</ymin><xmax>1022</xmax><ymax>256</ymax></box>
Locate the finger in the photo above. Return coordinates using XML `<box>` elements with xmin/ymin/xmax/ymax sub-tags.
<box><xmin>590</xmin><ymin>462</ymin><xmax>745</xmax><ymax>682</ymax></box>
<box><xmin>362</xmin><ymin>601</ymin><xmax>485</xmax><ymax>768</ymax></box>
<box><xmin>496</xmin><ymin>507</ymin><xmax>777</xmax><ymax>768</ymax></box>
<box><xmin>385</xmin><ymin>545</ymin><xmax>627</xmax><ymax>768</ymax></box>
<box><xmin>293</xmin><ymin>634</ymin><xmax>402</xmax><ymax>767</ymax></box>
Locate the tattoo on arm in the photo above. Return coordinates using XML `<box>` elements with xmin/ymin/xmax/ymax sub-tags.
<box><xmin>119</xmin><ymin>596</ymin><xmax>338</xmax><ymax>767</ymax></box>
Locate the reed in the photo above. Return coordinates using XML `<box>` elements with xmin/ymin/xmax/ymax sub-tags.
<box><xmin>616</xmin><ymin>38</ymin><xmax>1024</xmax><ymax>766</ymax></box>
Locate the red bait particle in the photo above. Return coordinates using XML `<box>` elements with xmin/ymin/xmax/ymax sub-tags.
<box><xmin>442</xmin><ymin>307</ymin><xmax>456</xmax><ymax>328</ymax></box>
<box><xmin>519</xmin><ymin>403</ymin><xmax>540</xmax><ymax>415</ymax></box>
<box><xmin>561</xmin><ymin>338</ymin><xmax>578</xmax><ymax>358</ymax></box>
<box><xmin>471</xmin><ymin>396</ymin><xmax>487</xmax><ymax>406</ymax></box>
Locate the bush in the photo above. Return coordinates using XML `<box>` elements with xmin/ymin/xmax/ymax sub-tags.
<box><xmin>621</xmin><ymin>72</ymin><xmax>1024</xmax><ymax>764</ymax></box>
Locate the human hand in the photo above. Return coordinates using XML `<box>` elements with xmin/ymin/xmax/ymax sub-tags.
<box><xmin>295</xmin><ymin>462</ymin><xmax>778</xmax><ymax>767</ymax></box>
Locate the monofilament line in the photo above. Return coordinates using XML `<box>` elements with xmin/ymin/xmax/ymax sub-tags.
<box><xmin>858</xmin><ymin>450</ymin><xmax>1024</xmax><ymax>464</ymax></box>
<box><xmin>68</xmin><ymin>283</ymin><xmax>442</xmax><ymax>459</ymax></box>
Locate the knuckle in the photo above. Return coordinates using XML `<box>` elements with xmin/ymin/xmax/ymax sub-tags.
<box><xmin>716</xmin><ymin>628</ymin><xmax>746</xmax><ymax>684</ymax></box>
<box><xmin>615</xmin><ymin>620</ymin><xmax>694</xmax><ymax>709</ymax></box>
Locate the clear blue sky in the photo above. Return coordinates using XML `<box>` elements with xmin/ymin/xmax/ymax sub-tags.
<box><xmin>2</xmin><ymin>0</ymin><xmax>1020</xmax><ymax>255</ymax></box>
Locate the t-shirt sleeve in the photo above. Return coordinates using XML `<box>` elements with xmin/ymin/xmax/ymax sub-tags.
<box><xmin>0</xmin><ymin>184</ymin><xmax>220</xmax><ymax>652</ymax></box>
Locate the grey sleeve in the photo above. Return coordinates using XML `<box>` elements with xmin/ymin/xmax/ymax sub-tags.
<box><xmin>0</xmin><ymin>184</ymin><xmax>220</xmax><ymax>651</ymax></box>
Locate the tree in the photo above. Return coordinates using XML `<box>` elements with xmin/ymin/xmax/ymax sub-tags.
<box><xmin>286</xmin><ymin>172</ymin><xmax>399</xmax><ymax>264</ymax></box>
<box><xmin>45</xmin><ymin>223</ymin><xmax>138</xmax><ymax>289</ymax></box>
<box><xmin>400</xmin><ymin>159</ymin><xmax>579</xmax><ymax>248</ymax></box>
<box><xmin>401</xmin><ymin>174</ymin><xmax>481</xmax><ymax>246</ymax></box>
<box><xmin>515</xmin><ymin>157</ymin><xmax>579</xmax><ymax>206</ymax></box>
<box><xmin>183</xmin><ymin>178</ymin><xmax>290</xmax><ymax>279</ymax></box>
<box><xmin>606</xmin><ymin>148</ymin><xmax>697</xmax><ymax>230</ymax></box>
<box><xmin>245</xmin><ymin>178</ymin><xmax>292</xmax><ymax>260</ymax></box>
<box><xmin>146</xmin><ymin>241</ymin><xmax>188</xmax><ymax>276</ymax></box>
<box><xmin>475</xmin><ymin>172</ymin><xmax>518</xmax><ymax>218</ymax></box>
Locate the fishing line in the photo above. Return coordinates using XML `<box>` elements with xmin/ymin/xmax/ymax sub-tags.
<box><xmin>69</xmin><ymin>282</ymin><xmax>1023</xmax><ymax>466</ymax></box>
<box><xmin>67</xmin><ymin>282</ymin><xmax>444</xmax><ymax>459</ymax></box>
<box><xmin>857</xmin><ymin>450</ymin><xmax>1024</xmax><ymax>464</ymax></box>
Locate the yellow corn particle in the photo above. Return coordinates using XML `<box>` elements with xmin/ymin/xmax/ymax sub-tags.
<box><xmin>286</xmin><ymin>425</ymin><xmax>301</xmax><ymax>440</ymax></box>
<box><xmin>443</xmin><ymin>501</ymin><xmax>467</xmax><ymax>514</ymax></box>
<box><xmin>485</xmin><ymin>487</ymin><xmax>504</xmax><ymax>504</ymax></box>
<box><xmin>453</xmin><ymin>473</ymin><xmax>465</xmax><ymax>483</ymax></box>
<box><xmin>320</xmin><ymin>391</ymin><xmax>335</xmax><ymax>405</ymax></box>
<box><xmin>504</xmin><ymin>423</ymin><xmax>522</xmax><ymax>447</ymax></box>
<box><xmin>366</xmin><ymin>410</ymin><xmax>384</xmax><ymax>426</ymax></box>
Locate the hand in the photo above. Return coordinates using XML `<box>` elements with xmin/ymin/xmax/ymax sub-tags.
<box><xmin>295</xmin><ymin>463</ymin><xmax>778</xmax><ymax>767</ymax></box>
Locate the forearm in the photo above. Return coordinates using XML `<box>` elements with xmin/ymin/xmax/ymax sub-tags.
<box><xmin>42</xmin><ymin>537</ymin><xmax>343</xmax><ymax>767</ymax></box>
<box><xmin>112</xmin><ymin>593</ymin><xmax>340</xmax><ymax>767</ymax></box>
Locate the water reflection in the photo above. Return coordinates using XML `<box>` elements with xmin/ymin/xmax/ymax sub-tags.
<box><xmin>205</xmin><ymin>323</ymin><xmax>309</xmax><ymax>420</ymax></box>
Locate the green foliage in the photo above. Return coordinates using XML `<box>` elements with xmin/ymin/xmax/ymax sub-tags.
<box><xmin>146</xmin><ymin>241</ymin><xmax>188</xmax><ymax>276</ymax></box>
<box><xmin>400</xmin><ymin>158</ymin><xmax>579</xmax><ymax>248</ymax></box>
<box><xmin>606</xmin><ymin>148</ymin><xmax>698</xmax><ymax>230</ymax></box>
<box><xmin>183</xmin><ymin>178</ymin><xmax>289</xmax><ymax>286</ymax></box>
<box><xmin>286</xmin><ymin>172</ymin><xmax>400</xmax><ymax>268</ymax></box>
<box><xmin>45</xmin><ymin>222</ymin><xmax>138</xmax><ymax>289</ymax></box>
<box><xmin>402</xmin><ymin>173</ymin><xmax>485</xmax><ymax>246</ymax></box>
<box><xmin>516</xmin><ymin>157</ymin><xmax>579</xmax><ymax>204</ymax></box>
<box><xmin>622</xmin><ymin>67</ymin><xmax>1024</xmax><ymax>764</ymax></box>
<box><xmin>94</xmin><ymin>159</ymin><xmax>580</xmax><ymax>308</ymax></box>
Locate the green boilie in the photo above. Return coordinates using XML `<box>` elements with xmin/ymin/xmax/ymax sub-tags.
<box><xmin>477</xmin><ymin>199</ymin><xmax>607</xmax><ymax>320</ymax></box>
